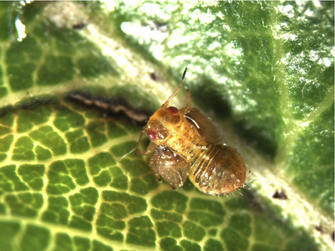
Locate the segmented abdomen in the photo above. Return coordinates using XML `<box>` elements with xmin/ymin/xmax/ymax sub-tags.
<box><xmin>188</xmin><ymin>144</ymin><xmax>246</xmax><ymax>195</ymax></box>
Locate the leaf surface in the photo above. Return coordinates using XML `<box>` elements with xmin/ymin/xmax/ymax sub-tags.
<box><xmin>0</xmin><ymin>1</ymin><xmax>333</xmax><ymax>251</ymax></box>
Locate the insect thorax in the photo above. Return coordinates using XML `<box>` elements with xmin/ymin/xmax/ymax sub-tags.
<box><xmin>165</xmin><ymin>117</ymin><xmax>208</xmax><ymax>162</ymax></box>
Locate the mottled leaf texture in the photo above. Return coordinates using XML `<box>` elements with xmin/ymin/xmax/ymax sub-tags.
<box><xmin>0</xmin><ymin>1</ymin><xmax>333</xmax><ymax>251</ymax></box>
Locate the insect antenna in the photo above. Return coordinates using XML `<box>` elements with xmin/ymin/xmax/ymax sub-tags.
<box><xmin>161</xmin><ymin>67</ymin><xmax>187</xmax><ymax>108</ymax></box>
<box><xmin>119</xmin><ymin>67</ymin><xmax>187</xmax><ymax>161</ymax></box>
<box><xmin>119</xmin><ymin>126</ymin><xmax>147</xmax><ymax>161</ymax></box>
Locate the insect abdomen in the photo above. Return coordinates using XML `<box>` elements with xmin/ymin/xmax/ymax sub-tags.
<box><xmin>188</xmin><ymin>144</ymin><xmax>246</xmax><ymax>195</ymax></box>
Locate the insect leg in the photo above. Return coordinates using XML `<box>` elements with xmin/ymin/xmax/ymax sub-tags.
<box><xmin>136</xmin><ymin>141</ymin><xmax>157</xmax><ymax>155</ymax></box>
<box><xmin>119</xmin><ymin>126</ymin><xmax>148</xmax><ymax>161</ymax></box>
<box><xmin>186</xmin><ymin>89</ymin><xmax>192</xmax><ymax>110</ymax></box>
<box><xmin>180</xmin><ymin>89</ymin><xmax>192</xmax><ymax>114</ymax></box>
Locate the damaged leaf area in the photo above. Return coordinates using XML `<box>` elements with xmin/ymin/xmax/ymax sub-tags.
<box><xmin>0</xmin><ymin>1</ymin><xmax>333</xmax><ymax>251</ymax></box>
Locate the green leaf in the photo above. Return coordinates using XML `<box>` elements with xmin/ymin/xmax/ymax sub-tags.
<box><xmin>0</xmin><ymin>1</ymin><xmax>333</xmax><ymax>251</ymax></box>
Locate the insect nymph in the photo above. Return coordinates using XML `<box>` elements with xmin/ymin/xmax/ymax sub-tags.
<box><xmin>120</xmin><ymin>68</ymin><xmax>247</xmax><ymax>195</ymax></box>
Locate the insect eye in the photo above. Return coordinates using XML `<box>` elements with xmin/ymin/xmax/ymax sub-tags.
<box><xmin>167</xmin><ymin>106</ymin><xmax>178</xmax><ymax>114</ymax></box>
<box><xmin>148</xmin><ymin>129</ymin><xmax>157</xmax><ymax>141</ymax></box>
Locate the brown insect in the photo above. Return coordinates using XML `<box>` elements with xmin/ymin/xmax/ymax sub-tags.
<box><xmin>120</xmin><ymin>68</ymin><xmax>247</xmax><ymax>195</ymax></box>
